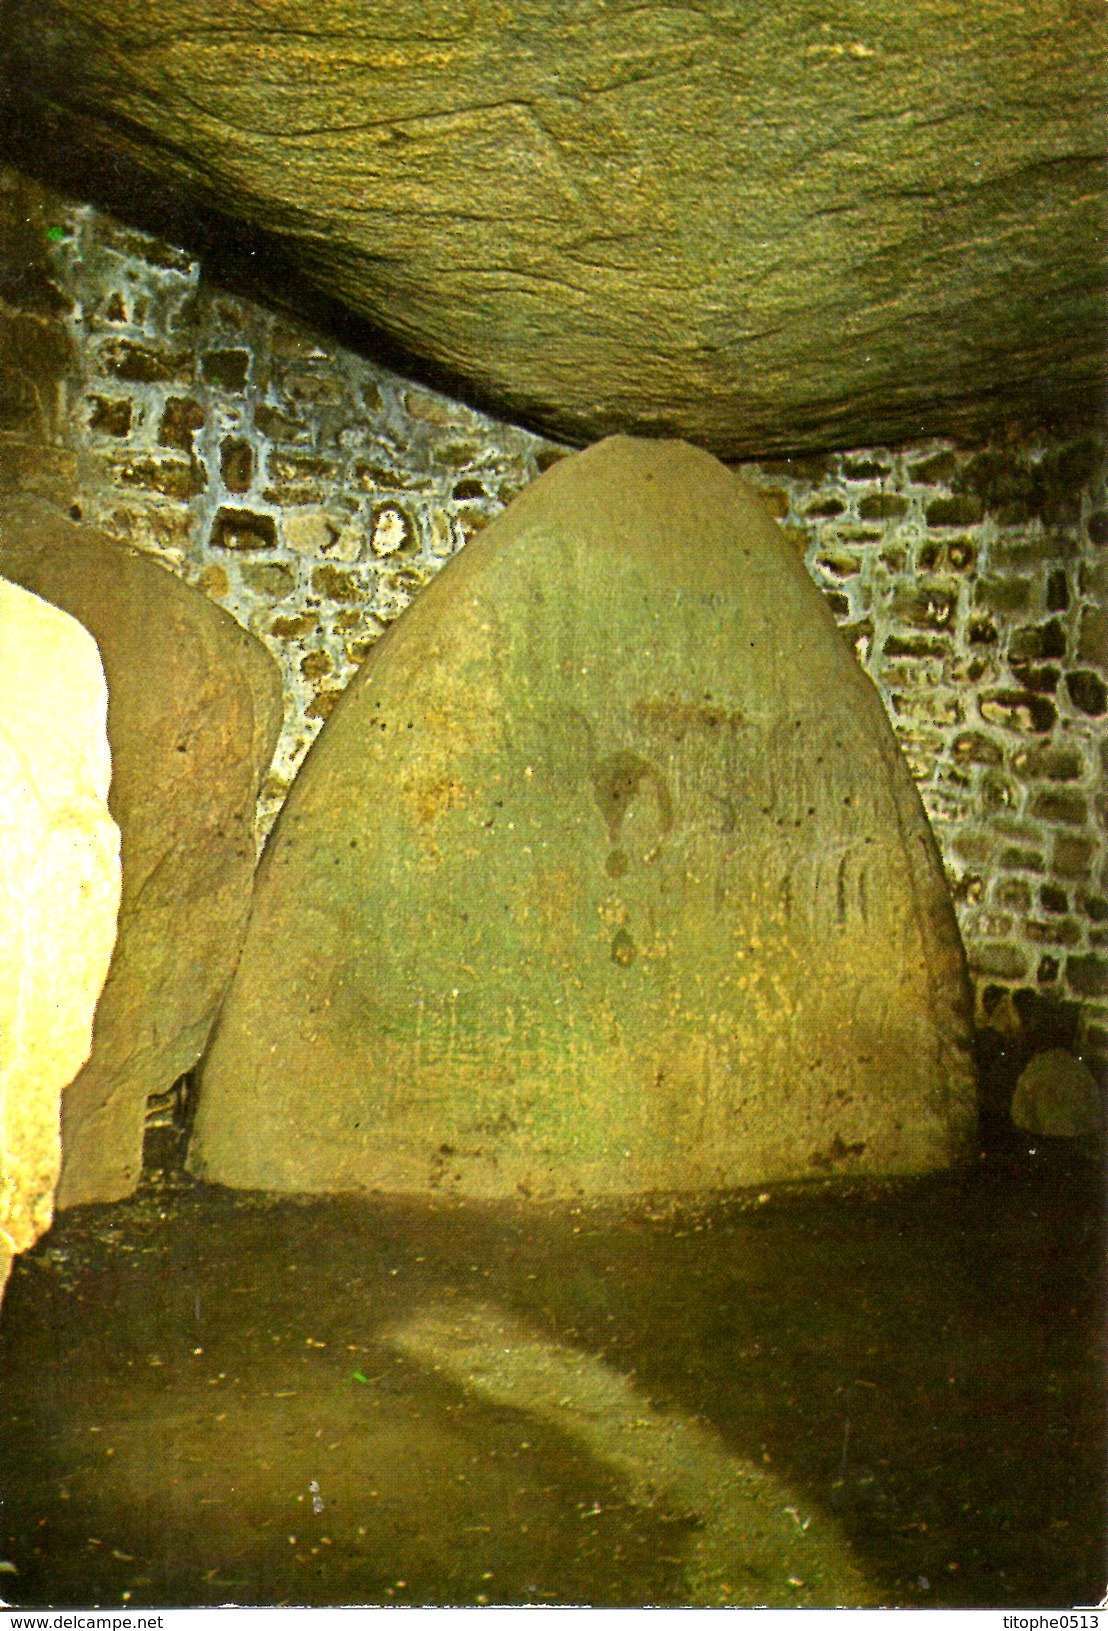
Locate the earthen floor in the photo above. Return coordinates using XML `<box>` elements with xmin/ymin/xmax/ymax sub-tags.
<box><xmin>0</xmin><ymin>1141</ymin><xmax>1102</xmax><ymax>1608</ymax></box>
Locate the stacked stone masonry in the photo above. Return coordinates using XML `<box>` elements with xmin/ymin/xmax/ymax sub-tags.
<box><xmin>3</xmin><ymin>177</ymin><xmax>1107</xmax><ymax>1073</ymax></box>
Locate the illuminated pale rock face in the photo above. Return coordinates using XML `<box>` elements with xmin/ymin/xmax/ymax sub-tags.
<box><xmin>193</xmin><ymin>437</ymin><xmax>976</xmax><ymax>1199</ymax></box>
<box><xmin>0</xmin><ymin>578</ymin><xmax>120</xmax><ymax>1303</ymax></box>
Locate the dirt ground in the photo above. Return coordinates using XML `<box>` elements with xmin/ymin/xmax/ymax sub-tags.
<box><xmin>0</xmin><ymin>1139</ymin><xmax>1103</xmax><ymax>1608</ymax></box>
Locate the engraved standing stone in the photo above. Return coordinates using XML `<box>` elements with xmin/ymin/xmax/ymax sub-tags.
<box><xmin>192</xmin><ymin>438</ymin><xmax>976</xmax><ymax>1197</ymax></box>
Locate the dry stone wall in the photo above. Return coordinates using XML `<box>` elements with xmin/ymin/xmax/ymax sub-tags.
<box><xmin>3</xmin><ymin>170</ymin><xmax>1106</xmax><ymax>1075</ymax></box>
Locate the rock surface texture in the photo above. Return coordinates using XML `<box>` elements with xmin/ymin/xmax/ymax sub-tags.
<box><xmin>0</xmin><ymin>498</ymin><xmax>284</xmax><ymax>1207</ymax></box>
<box><xmin>1011</xmin><ymin>1049</ymin><xmax>1102</xmax><ymax>1140</ymax></box>
<box><xmin>191</xmin><ymin>437</ymin><xmax>977</xmax><ymax>1199</ymax></box>
<box><xmin>0</xmin><ymin>577</ymin><xmax>119</xmax><ymax>1303</ymax></box>
<box><xmin>0</xmin><ymin>1</ymin><xmax>1102</xmax><ymax>458</ymax></box>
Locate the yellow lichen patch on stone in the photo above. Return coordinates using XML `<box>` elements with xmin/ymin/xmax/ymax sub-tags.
<box><xmin>196</xmin><ymin>563</ymin><xmax>229</xmax><ymax>599</ymax></box>
<box><xmin>404</xmin><ymin>773</ymin><xmax>467</xmax><ymax>831</ymax></box>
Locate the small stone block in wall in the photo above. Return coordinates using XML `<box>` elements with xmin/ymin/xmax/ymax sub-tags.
<box><xmin>269</xmin><ymin>611</ymin><xmax>318</xmax><ymax>639</ymax></box>
<box><xmin>112</xmin><ymin>454</ymin><xmax>204</xmax><ymax>502</ymax></box>
<box><xmin>87</xmin><ymin>395</ymin><xmax>132</xmax><ymax>436</ymax></box>
<box><xmin>254</xmin><ymin>403</ymin><xmax>305</xmax><ymax>442</ymax></box>
<box><xmin>201</xmin><ymin>349</ymin><xmax>249</xmax><ymax>390</ymax></box>
<box><xmin>1013</xmin><ymin>743</ymin><xmax>1087</xmax><ymax>781</ymax></box>
<box><xmin>1066</xmin><ymin>671</ymin><xmax>1108</xmax><ymax>716</ymax></box>
<box><xmin>240</xmin><ymin>562</ymin><xmax>295</xmax><ymax>597</ymax></box>
<box><xmin>1009</xmin><ymin>619</ymin><xmax>1067</xmax><ymax>662</ymax></box>
<box><xmin>925</xmin><ymin>496</ymin><xmax>984</xmax><ymax>527</ymax></box>
<box><xmin>1066</xmin><ymin>956</ymin><xmax>1108</xmax><ymax>997</ymax></box>
<box><xmin>159</xmin><ymin>397</ymin><xmax>205</xmax><ymax>451</ymax></box>
<box><xmin>311</xmin><ymin>565</ymin><xmax>363</xmax><ymax>602</ymax></box>
<box><xmin>1053</xmin><ymin>835</ymin><xmax>1096</xmax><ymax>877</ymax></box>
<box><xmin>1007</xmin><ymin>663</ymin><xmax>1060</xmax><ymax>697</ymax></box>
<box><xmin>220</xmin><ymin>437</ymin><xmax>253</xmax><ymax>493</ymax></box>
<box><xmin>998</xmin><ymin>846</ymin><xmax>1047</xmax><ymax>875</ymax></box>
<box><xmin>976</xmin><ymin>578</ymin><xmax>1033</xmax><ymax>615</ymax></box>
<box><xmin>98</xmin><ymin>337</ymin><xmax>189</xmax><ymax>385</ymax></box>
<box><xmin>979</xmin><ymin>691</ymin><xmax>1056</xmax><ymax>733</ymax></box>
<box><xmin>994</xmin><ymin>879</ymin><xmax>1032</xmax><ymax>911</ymax></box>
<box><xmin>211</xmin><ymin>507</ymin><xmax>278</xmax><ymax>550</ymax></box>
<box><xmin>1025</xmin><ymin>919</ymin><xmax>1082</xmax><ymax>948</ymax></box>
<box><xmin>1077</xmin><ymin>606</ymin><xmax>1108</xmax><ymax>667</ymax></box>
<box><xmin>952</xmin><ymin>731</ymin><xmax>1004</xmax><ymax>766</ymax></box>
<box><xmin>972</xmin><ymin>943</ymin><xmax>1032</xmax><ymax>979</ymax></box>
<box><xmin>283</xmin><ymin>509</ymin><xmax>337</xmax><ymax>555</ymax></box>
<box><xmin>371</xmin><ymin>506</ymin><xmax>413</xmax><ymax>556</ymax></box>
<box><xmin>1029</xmin><ymin>790</ymin><xmax>1088</xmax><ymax>827</ymax></box>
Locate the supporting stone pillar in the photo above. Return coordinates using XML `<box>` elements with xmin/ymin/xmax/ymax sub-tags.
<box><xmin>0</xmin><ymin>577</ymin><xmax>120</xmax><ymax>1304</ymax></box>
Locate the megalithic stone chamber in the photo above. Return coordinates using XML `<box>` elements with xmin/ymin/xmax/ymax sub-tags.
<box><xmin>190</xmin><ymin>437</ymin><xmax>977</xmax><ymax>1198</ymax></box>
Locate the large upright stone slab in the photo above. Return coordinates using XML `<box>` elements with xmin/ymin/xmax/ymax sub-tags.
<box><xmin>0</xmin><ymin>497</ymin><xmax>284</xmax><ymax>1207</ymax></box>
<box><xmin>192</xmin><ymin>437</ymin><xmax>976</xmax><ymax>1198</ymax></box>
<box><xmin>0</xmin><ymin>578</ymin><xmax>119</xmax><ymax>1304</ymax></box>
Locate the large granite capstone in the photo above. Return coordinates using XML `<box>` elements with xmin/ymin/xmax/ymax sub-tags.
<box><xmin>0</xmin><ymin>577</ymin><xmax>119</xmax><ymax>1304</ymax></box>
<box><xmin>0</xmin><ymin>0</ymin><xmax>1101</xmax><ymax>456</ymax></box>
<box><xmin>0</xmin><ymin>497</ymin><xmax>284</xmax><ymax>1207</ymax></box>
<box><xmin>192</xmin><ymin>437</ymin><xmax>977</xmax><ymax>1198</ymax></box>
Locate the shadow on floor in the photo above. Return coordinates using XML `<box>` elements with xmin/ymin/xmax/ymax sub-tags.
<box><xmin>0</xmin><ymin>1141</ymin><xmax>1103</xmax><ymax>1608</ymax></box>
